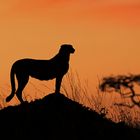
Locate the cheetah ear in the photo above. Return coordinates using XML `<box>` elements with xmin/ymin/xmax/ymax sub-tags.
<box><xmin>60</xmin><ymin>44</ymin><xmax>68</xmax><ymax>49</ymax></box>
<box><xmin>60</xmin><ymin>45</ymin><xmax>65</xmax><ymax>49</ymax></box>
<box><xmin>59</xmin><ymin>44</ymin><xmax>73</xmax><ymax>54</ymax></box>
<box><xmin>59</xmin><ymin>45</ymin><xmax>65</xmax><ymax>53</ymax></box>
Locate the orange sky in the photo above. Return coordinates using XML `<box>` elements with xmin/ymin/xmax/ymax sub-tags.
<box><xmin>0</xmin><ymin>0</ymin><xmax>140</xmax><ymax>102</ymax></box>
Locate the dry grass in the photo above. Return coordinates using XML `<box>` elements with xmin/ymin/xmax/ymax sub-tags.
<box><xmin>0</xmin><ymin>70</ymin><xmax>140</xmax><ymax>127</ymax></box>
<box><xmin>62</xmin><ymin>70</ymin><xmax>140</xmax><ymax>127</ymax></box>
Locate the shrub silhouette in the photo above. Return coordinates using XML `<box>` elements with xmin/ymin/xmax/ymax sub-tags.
<box><xmin>6</xmin><ymin>44</ymin><xmax>75</xmax><ymax>103</ymax></box>
<box><xmin>99</xmin><ymin>74</ymin><xmax>140</xmax><ymax>108</ymax></box>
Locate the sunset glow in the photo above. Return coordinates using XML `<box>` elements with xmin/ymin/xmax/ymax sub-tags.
<box><xmin>0</xmin><ymin>0</ymin><xmax>140</xmax><ymax>104</ymax></box>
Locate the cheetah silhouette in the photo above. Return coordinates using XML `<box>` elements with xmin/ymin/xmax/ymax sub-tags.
<box><xmin>6</xmin><ymin>44</ymin><xmax>75</xmax><ymax>103</ymax></box>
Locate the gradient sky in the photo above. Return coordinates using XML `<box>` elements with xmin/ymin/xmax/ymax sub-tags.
<box><xmin>0</xmin><ymin>0</ymin><xmax>140</xmax><ymax>100</ymax></box>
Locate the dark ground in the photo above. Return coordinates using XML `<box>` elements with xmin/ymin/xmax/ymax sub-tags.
<box><xmin>0</xmin><ymin>93</ymin><xmax>140</xmax><ymax>140</ymax></box>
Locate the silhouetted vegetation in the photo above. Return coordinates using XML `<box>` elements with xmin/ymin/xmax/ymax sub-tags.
<box><xmin>100</xmin><ymin>74</ymin><xmax>140</xmax><ymax>108</ymax></box>
<box><xmin>60</xmin><ymin>72</ymin><xmax>139</xmax><ymax>126</ymax></box>
<box><xmin>0</xmin><ymin>93</ymin><xmax>140</xmax><ymax>140</ymax></box>
<box><xmin>62</xmin><ymin>71</ymin><xmax>108</xmax><ymax>116</ymax></box>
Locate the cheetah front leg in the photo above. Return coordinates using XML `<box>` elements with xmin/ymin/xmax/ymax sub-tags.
<box><xmin>55</xmin><ymin>76</ymin><xmax>63</xmax><ymax>93</ymax></box>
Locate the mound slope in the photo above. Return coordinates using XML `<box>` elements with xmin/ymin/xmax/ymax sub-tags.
<box><xmin>0</xmin><ymin>93</ymin><xmax>140</xmax><ymax>140</ymax></box>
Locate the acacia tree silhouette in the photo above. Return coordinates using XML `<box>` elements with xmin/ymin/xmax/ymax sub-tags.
<box><xmin>99</xmin><ymin>74</ymin><xmax>140</xmax><ymax>108</ymax></box>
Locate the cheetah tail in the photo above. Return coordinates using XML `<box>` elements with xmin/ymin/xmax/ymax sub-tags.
<box><xmin>6</xmin><ymin>66</ymin><xmax>16</xmax><ymax>102</ymax></box>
